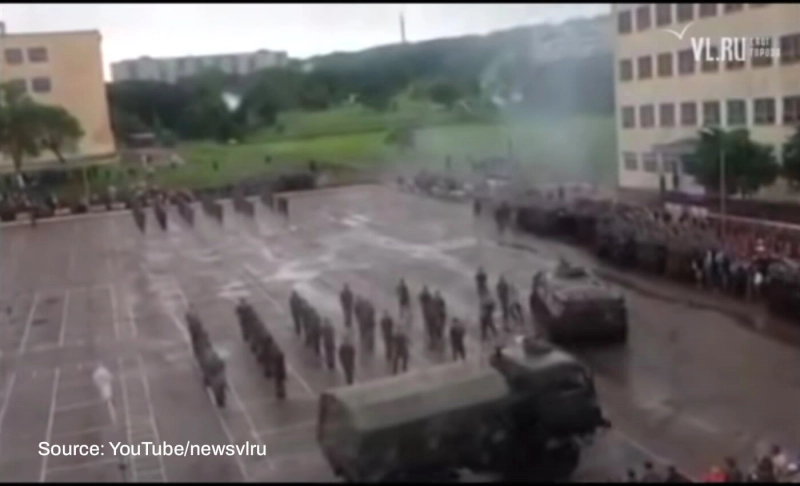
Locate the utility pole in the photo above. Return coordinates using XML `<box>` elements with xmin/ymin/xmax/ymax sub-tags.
<box><xmin>719</xmin><ymin>145</ymin><xmax>726</xmax><ymax>240</ymax></box>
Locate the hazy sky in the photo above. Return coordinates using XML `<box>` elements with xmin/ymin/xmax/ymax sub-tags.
<box><xmin>1</xmin><ymin>3</ymin><xmax>609</xmax><ymax>77</ymax></box>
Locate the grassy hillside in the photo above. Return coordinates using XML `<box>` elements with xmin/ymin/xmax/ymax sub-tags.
<box><xmin>172</xmin><ymin>114</ymin><xmax>616</xmax><ymax>190</ymax></box>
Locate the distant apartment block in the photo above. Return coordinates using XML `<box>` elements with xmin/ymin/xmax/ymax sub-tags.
<box><xmin>110</xmin><ymin>49</ymin><xmax>289</xmax><ymax>83</ymax></box>
<box><xmin>613</xmin><ymin>3</ymin><xmax>800</xmax><ymax>192</ymax></box>
<box><xmin>0</xmin><ymin>23</ymin><xmax>117</xmax><ymax>172</ymax></box>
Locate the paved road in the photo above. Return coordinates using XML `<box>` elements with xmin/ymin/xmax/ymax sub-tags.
<box><xmin>1</xmin><ymin>184</ymin><xmax>794</xmax><ymax>482</ymax></box>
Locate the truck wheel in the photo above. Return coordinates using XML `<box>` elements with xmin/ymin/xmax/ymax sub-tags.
<box><xmin>546</xmin><ymin>442</ymin><xmax>580</xmax><ymax>480</ymax></box>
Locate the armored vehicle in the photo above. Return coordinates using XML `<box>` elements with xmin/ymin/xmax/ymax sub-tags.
<box><xmin>530</xmin><ymin>261</ymin><xmax>628</xmax><ymax>344</ymax></box>
<box><xmin>317</xmin><ymin>336</ymin><xmax>608</xmax><ymax>482</ymax></box>
<box><xmin>765</xmin><ymin>258</ymin><xmax>800</xmax><ymax>319</ymax></box>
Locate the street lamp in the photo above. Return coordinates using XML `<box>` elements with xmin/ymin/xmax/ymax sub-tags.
<box><xmin>719</xmin><ymin>141</ymin><xmax>727</xmax><ymax>240</ymax></box>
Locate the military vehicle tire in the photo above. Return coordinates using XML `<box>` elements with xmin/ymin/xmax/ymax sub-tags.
<box><xmin>544</xmin><ymin>441</ymin><xmax>580</xmax><ymax>480</ymax></box>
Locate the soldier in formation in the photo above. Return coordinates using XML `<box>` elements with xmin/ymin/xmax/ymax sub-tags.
<box><xmin>273</xmin><ymin>348</ymin><xmax>287</xmax><ymax>401</ymax></box>
<box><xmin>305</xmin><ymin>306</ymin><xmax>322</xmax><ymax>358</ymax></box>
<box><xmin>496</xmin><ymin>275</ymin><xmax>510</xmax><ymax>330</ymax></box>
<box><xmin>289</xmin><ymin>290</ymin><xmax>305</xmax><ymax>336</ymax></box>
<box><xmin>476</xmin><ymin>266</ymin><xmax>488</xmax><ymax>299</ymax></box>
<box><xmin>449</xmin><ymin>317</ymin><xmax>466</xmax><ymax>361</ymax></box>
<box><xmin>391</xmin><ymin>327</ymin><xmax>410</xmax><ymax>375</ymax></box>
<box><xmin>380</xmin><ymin>310</ymin><xmax>394</xmax><ymax>364</ymax></box>
<box><xmin>396</xmin><ymin>278</ymin><xmax>411</xmax><ymax>323</ymax></box>
<box><xmin>355</xmin><ymin>297</ymin><xmax>376</xmax><ymax>353</ymax></box>
<box><xmin>419</xmin><ymin>286</ymin><xmax>433</xmax><ymax>349</ymax></box>
<box><xmin>431</xmin><ymin>291</ymin><xmax>447</xmax><ymax>352</ymax></box>
<box><xmin>479</xmin><ymin>294</ymin><xmax>498</xmax><ymax>341</ymax></box>
<box><xmin>338</xmin><ymin>332</ymin><xmax>356</xmax><ymax>385</ymax></box>
<box><xmin>340</xmin><ymin>284</ymin><xmax>354</xmax><ymax>328</ymax></box>
<box><xmin>321</xmin><ymin>318</ymin><xmax>336</xmax><ymax>371</ymax></box>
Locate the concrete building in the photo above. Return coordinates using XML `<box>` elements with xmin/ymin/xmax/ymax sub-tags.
<box><xmin>0</xmin><ymin>23</ymin><xmax>117</xmax><ymax>172</ymax></box>
<box><xmin>110</xmin><ymin>50</ymin><xmax>289</xmax><ymax>84</ymax></box>
<box><xmin>613</xmin><ymin>3</ymin><xmax>800</xmax><ymax>192</ymax></box>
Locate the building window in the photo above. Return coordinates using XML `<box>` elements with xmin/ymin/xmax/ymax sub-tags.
<box><xmin>681</xmin><ymin>102</ymin><xmax>697</xmax><ymax>126</ymax></box>
<box><xmin>619</xmin><ymin>59</ymin><xmax>633</xmax><ymax>81</ymax></box>
<box><xmin>655</xmin><ymin>4</ymin><xmax>672</xmax><ymax>26</ymax></box>
<box><xmin>640</xmin><ymin>105</ymin><xmax>656</xmax><ymax>128</ymax></box>
<box><xmin>636</xmin><ymin>5</ymin><xmax>652</xmax><ymax>31</ymax></box>
<box><xmin>622</xmin><ymin>106</ymin><xmax>636</xmax><ymax>128</ymax></box>
<box><xmin>618</xmin><ymin>10</ymin><xmax>633</xmax><ymax>34</ymax></box>
<box><xmin>723</xmin><ymin>4</ymin><xmax>744</xmax><ymax>13</ymax></box>
<box><xmin>6</xmin><ymin>79</ymin><xmax>27</xmax><ymax>95</ymax></box>
<box><xmin>643</xmin><ymin>153</ymin><xmax>659</xmax><ymax>173</ymax></box>
<box><xmin>27</xmin><ymin>47</ymin><xmax>48</xmax><ymax>63</ymax></box>
<box><xmin>657</xmin><ymin>52</ymin><xmax>673</xmax><ymax>77</ymax></box>
<box><xmin>678</xmin><ymin>49</ymin><xmax>696</xmax><ymax>75</ymax></box>
<box><xmin>660</xmin><ymin>103</ymin><xmax>676</xmax><ymax>127</ymax></box>
<box><xmin>754</xmin><ymin>98</ymin><xmax>776</xmax><ymax>125</ymax></box>
<box><xmin>727</xmin><ymin>99</ymin><xmax>747</xmax><ymax>126</ymax></box>
<box><xmin>783</xmin><ymin>96</ymin><xmax>800</xmax><ymax>125</ymax></box>
<box><xmin>637</xmin><ymin>56</ymin><xmax>653</xmax><ymax>79</ymax></box>
<box><xmin>623</xmin><ymin>152</ymin><xmax>639</xmax><ymax>171</ymax></box>
<box><xmin>4</xmin><ymin>48</ymin><xmax>23</xmax><ymax>65</ymax></box>
<box><xmin>726</xmin><ymin>57</ymin><xmax>745</xmax><ymax>71</ymax></box>
<box><xmin>699</xmin><ymin>3</ymin><xmax>718</xmax><ymax>17</ymax></box>
<box><xmin>702</xmin><ymin>101</ymin><xmax>721</xmax><ymax>126</ymax></box>
<box><xmin>751</xmin><ymin>37</ymin><xmax>774</xmax><ymax>67</ymax></box>
<box><xmin>676</xmin><ymin>4</ymin><xmax>694</xmax><ymax>22</ymax></box>
<box><xmin>701</xmin><ymin>46</ymin><xmax>720</xmax><ymax>72</ymax></box>
<box><xmin>31</xmin><ymin>77</ymin><xmax>52</xmax><ymax>94</ymax></box>
<box><xmin>779</xmin><ymin>33</ymin><xmax>800</xmax><ymax>64</ymax></box>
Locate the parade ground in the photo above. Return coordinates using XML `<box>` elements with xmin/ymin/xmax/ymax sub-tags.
<box><xmin>1</xmin><ymin>184</ymin><xmax>799</xmax><ymax>482</ymax></box>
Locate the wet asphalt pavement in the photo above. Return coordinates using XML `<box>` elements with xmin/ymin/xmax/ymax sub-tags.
<box><xmin>0</xmin><ymin>184</ymin><xmax>797</xmax><ymax>482</ymax></box>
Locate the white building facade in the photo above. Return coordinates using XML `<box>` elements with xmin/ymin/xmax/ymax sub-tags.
<box><xmin>613</xmin><ymin>3</ymin><xmax>800</xmax><ymax>191</ymax></box>
<box><xmin>110</xmin><ymin>49</ymin><xmax>288</xmax><ymax>83</ymax></box>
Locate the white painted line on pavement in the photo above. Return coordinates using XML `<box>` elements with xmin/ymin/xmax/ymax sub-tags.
<box><xmin>58</xmin><ymin>290</ymin><xmax>70</xmax><ymax>347</ymax></box>
<box><xmin>40</xmin><ymin>368</ymin><xmax>61</xmax><ymax>482</ymax></box>
<box><xmin>54</xmin><ymin>399</ymin><xmax>106</xmax><ymax>413</ymax></box>
<box><xmin>50</xmin><ymin>423</ymin><xmax>116</xmax><ymax>440</ymax></box>
<box><xmin>18</xmin><ymin>292</ymin><xmax>41</xmax><ymax>354</ymax></box>
<box><xmin>108</xmin><ymin>284</ymin><xmax>120</xmax><ymax>341</ymax></box>
<box><xmin>0</xmin><ymin>373</ymin><xmax>18</xmax><ymax>439</ymax></box>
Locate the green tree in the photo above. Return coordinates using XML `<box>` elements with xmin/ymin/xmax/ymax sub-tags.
<box><xmin>686</xmin><ymin>127</ymin><xmax>779</xmax><ymax>196</ymax></box>
<box><xmin>0</xmin><ymin>83</ymin><xmax>43</xmax><ymax>173</ymax></box>
<box><xmin>782</xmin><ymin>126</ymin><xmax>800</xmax><ymax>189</ymax></box>
<box><xmin>34</xmin><ymin>105</ymin><xmax>85</xmax><ymax>164</ymax></box>
<box><xmin>428</xmin><ymin>81</ymin><xmax>461</xmax><ymax>109</ymax></box>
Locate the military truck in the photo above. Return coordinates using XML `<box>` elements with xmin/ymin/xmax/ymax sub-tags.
<box><xmin>530</xmin><ymin>261</ymin><xmax>628</xmax><ymax>344</ymax></box>
<box><xmin>317</xmin><ymin>336</ymin><xmax>609</xmax><ymax>482</ymax></box>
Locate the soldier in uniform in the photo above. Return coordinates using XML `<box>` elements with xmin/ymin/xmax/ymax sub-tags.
<box><xmin>289</xmin><ymin>291</ymin><xmax>303</xmax><ymax>336</ymax></box>
<box><xmin>362</xmin><ymin>300</ymin><xmax>376</xmax><ymax>354</ymax></box>
<box><xmin>306</xmin><ymin>307</ymin><xmax>322</xmax><ymax>358</ymax></box>
<box><xmin>396</xmin><ymin>279</ymin><xmax>411</xmax><ymax>322</ymax></box>
<box><xmin>419</xmin><ymin>286</ymin><xmax>433</xmax><ymax>348</ymax></box>
<box><xmin>432</xmin><ymin>291</ymin><xmax>447</xmax><ymax>351</ymax></box>
<box><xmin>449</xmin><ymin>318</ymin><xmax>466</xmax><ymax>361</ymax></box>
<box><xmin>321</xmin><ymin>318</ymin><xmax>336</xmax><ymax>371</ymax></box>
<box><xmin>338</xmin><ymin>334</ymin><xmax>356</xmax><ymax>385</ymax></box>
<box><xmin>380</xmin><ymin>310</ymin><xmax>394</xmax><ymax>363</ymax></box>
<box><xmin>496</xmin><ymin>275</ymin><xmax>510</xmax><ymax>329</ymax></box>
<box><xmin>392</xmin><ymin>328</ymin><xmax>410</xmax><ymax>375</ymax></box>
<box><xmin>480</xmin><ymin>295</ymin><xmax>498</xmax><ymax>341</ymax></box>
<box><xmin>273</xmin><ymin>348</ymin><xmax>287</xmax><ymax>400</ymax></box>
<box><xmin>235</xmin><ymin>298</ymin><xmax>252</xmax><ymax>342</ymax></box>
<box><xmin>476</xmin><ymin>267</ymin><xmax>488</xmax><ymax>298</ymax></box>
<box><xmin>260</xmin><ymin>333</ymin><xmax>275</xmax><ymax>378</ymax></box>
<box><xmin>474</xmin><ymin>198</ymin><xmax>482</xmax><ymax>217</ymax></box>
<box><xmin>340</xmin><ymin>284</ymin><xmax>354</xmax><ymax>328</ymax></box>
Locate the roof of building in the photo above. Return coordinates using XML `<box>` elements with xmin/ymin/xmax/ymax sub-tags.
<box><xmin>0</xmin><ymin>28</ymin><xmax>101</xmax><ymax>39</ymax></box>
